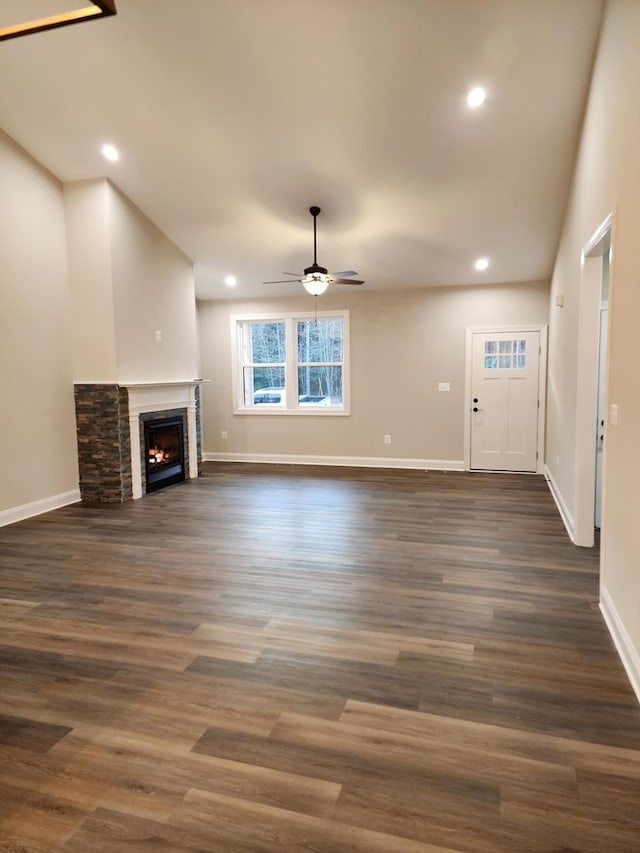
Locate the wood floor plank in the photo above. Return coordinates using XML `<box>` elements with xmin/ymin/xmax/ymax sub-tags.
<box><xmin>0</xmin><ymin>780</ymin><xmax>93</xmax><ymax>849</ymax></box>
<box><xmin>0</xmin><ymin>463</ymin><xmax>638</xmax><ymax>851</ymax></box>
<box><xmin>0</xmin><ymin>713</ymin><xmax>71</xmax><ymax>753</ymax></box>
<box><xmin>270</xmin><ymin>711</ymin><xmax>578</xmax><ymax>798</ymax></box>
<box><xmin>188</xmin><ymin>648</ymin><xmax>425</xmax><ymax>710</ymax></box>
<box><xmin>50</xmin><ymin>729</ymin><xmax>342</xmax><ymax>819</ymax></box>
<box><xmin>172</xmin><ymin>788</ymin><xmax>462</xmax><ymax>853</ymax></box>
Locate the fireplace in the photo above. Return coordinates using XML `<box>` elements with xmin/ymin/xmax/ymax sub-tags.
<box><xmin>74</xmin><ymin>381</ymin><xmax>201</xmax><ymax>503</ymax></box>
<box><xmin>144</xmin><ymin>416</ymin><xmax>185</xmax><ymax>492</ymax></box>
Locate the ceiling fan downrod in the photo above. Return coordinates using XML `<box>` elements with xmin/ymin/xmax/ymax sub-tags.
<box><xmin>305</xmin><ymin>206</ymin><xmax>328</xmax><ymax>277</ymax></box>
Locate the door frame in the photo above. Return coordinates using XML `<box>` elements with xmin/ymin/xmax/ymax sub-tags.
<box><xmin>572</xmin><ymin>213</ymin><xmax>614</xmax><ymax>546</ymax></box>
<box><xmin>594</xmin><ymin>299</ymin><xmax>609</xmax><ymax>529</ymax></box>
<box><xmin>464</xmin><ymin>324</ymin><xmax>548</xmax><ymax>473</ymax></box>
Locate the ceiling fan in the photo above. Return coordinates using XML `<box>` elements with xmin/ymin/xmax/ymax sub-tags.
<box><xmin>263</xmin><ymin>206</ymin><xmax>364</xmax><ymax>295</ymax></box>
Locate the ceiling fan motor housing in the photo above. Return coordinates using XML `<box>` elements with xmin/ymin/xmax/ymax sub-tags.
<box><xmin>304</xmin><ymin>263</ymin><xmax>329</xmax><ymax>277</ymax></box>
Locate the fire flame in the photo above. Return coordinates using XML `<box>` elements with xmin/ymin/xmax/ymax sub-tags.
<box><xmin>149</xmin><ymin>445</ymin><xmax>170</xmax><ymax>464</ymax></box>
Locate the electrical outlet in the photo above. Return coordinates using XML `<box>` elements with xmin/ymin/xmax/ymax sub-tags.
<box><xmin>155</xmin><ymin>329</ymin><xmax>162</xmax><ymax>343</ymax></box>
<box><xmin>221</xmin><ymin>430</ymin><xmax>228</xmax><ymax>440</ymax></box>
<box><xmin>438</xmin><ymin>382</ymin><xmax>450</xmax><ymax>392</ymax></box>
<box><xmin>384</xmin><ymin>434</ymin><xmax>391</xmax><ymax>444</ymax></box>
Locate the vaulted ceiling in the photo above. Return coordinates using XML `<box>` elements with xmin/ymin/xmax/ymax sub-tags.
<box><xmin>0</xmin><ymin>0</ymin><xmax>604</xmax><ymax>299</ymax></box>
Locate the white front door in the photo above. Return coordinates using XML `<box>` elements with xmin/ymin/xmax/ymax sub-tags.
<box><xmin>470</xmin><ymin>330</ymin><xmax>540</xmax><ymax>472</ymax></box>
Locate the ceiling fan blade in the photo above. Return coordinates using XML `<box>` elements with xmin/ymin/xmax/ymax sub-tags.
<box><xmin>282</xmin><ymin>271</ymin><xmax>303</xmax><ymax>277</ymax></box>
<box><xmin>331</xmin><ymin>270</ymin><xmax>358</xmax><ymax>278</ymax></box>
<box><xmin>263</xmin><ymin>279</ymin><xmax>302</xmax><ymax>284</ymax></box>
<box><xmin>330</xmin><ymin>277</ymin><xmax>364</xmax><ymax>285</ymax></box>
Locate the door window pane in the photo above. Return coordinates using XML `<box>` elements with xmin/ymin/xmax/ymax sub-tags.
<box><xmin>484</xmin><ymin>338</ymin><xmax>527</xmax><ymax>369</ymax></box>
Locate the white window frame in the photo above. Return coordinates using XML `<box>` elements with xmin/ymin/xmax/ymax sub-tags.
<box><xmin>231</xmin><ymin>310</ymin><xmax>350</xmax><ymax>416</ymax></box>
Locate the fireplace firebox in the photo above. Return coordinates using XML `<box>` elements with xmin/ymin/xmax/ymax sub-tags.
<box><xmin>144</xmin><ymin>417</ymin><xmax>186</xmax><ymax>492</ymax></box>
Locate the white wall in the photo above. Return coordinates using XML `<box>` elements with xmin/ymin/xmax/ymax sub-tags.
<box><xmin>65</xmin><ymin>179</ymin><xmax>199</xmax><ymax>384</ymax></box>
<box><xmin>108</xmin><ymin>183</ymin><xmax>199</xmax><ymax>383</ymax></box>
<box><xmin>64</xmin><ymin>179</ymin><xmax>118</xmax><ymax>382</ymax></box>
<box><xmin>198</xmin><ymin>280</ymin><xmax>549</xmax><ymax>464</ymax></box>
<box><xmin>0</xmin><ymin>130</ymin><xmax>79</xmax><ymax>518</ymax></box>
<box><xmin>547</xmin><ymin>0</ymin><xmax>640</xmax><ymax>698</ymax></box>
<box><xmin>1</xmin><ymin>145</ymin><xmax>200</xmax><ymax>522</ymax></box>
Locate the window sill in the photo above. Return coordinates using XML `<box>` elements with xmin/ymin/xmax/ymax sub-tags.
<box><xmin>233</xmin><ymin>407</ymin><xmax>350</xmax><ymax>416</ymax></box>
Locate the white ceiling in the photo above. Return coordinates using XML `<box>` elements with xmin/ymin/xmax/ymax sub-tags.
<box><xmin>0</xmin><ymin>0</ymin><xmax>604</xmax><ymax>300</ymax></box>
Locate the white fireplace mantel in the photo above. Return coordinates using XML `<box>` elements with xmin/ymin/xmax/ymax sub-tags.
<box><xmin>124</xmin><ymin>381</ymin><xmax>200</xmax><ymax>499</ymax></box>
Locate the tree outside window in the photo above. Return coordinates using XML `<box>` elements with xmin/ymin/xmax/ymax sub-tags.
<box><xmin>233</xmin><ymin>311</ymin><xmax>349</xmax><ymax>414</ymax></box>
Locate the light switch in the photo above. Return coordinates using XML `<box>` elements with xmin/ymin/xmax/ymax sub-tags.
<box><xmin>438</xmin><ymin>382</ymin><xmax>450</xmax><ymax>392</ymax></box>
<box><xmin>610</xmin><ymin>403</ymin><xmax>618</xmax><ymax>426</ymax></box>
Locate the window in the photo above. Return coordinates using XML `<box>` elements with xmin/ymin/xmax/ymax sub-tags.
<box><xmin>232</xmin><ymin>311</ymin><xmax>349</xmax><ymax>414</ymax></box>
<box><xmin>484</xmin><ymin>338</ymin><xmax>527</xmax><ymax>369</ymax></box>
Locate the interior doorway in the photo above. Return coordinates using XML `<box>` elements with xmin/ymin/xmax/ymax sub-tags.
<box><xmin>574</xmin><ymin>215</ymin><xmax>612</xmax><ymax>546</ymax></box>
<box><xmin>594</xmin><ymin>240</ymin><xmax>610</xmax><ymax>529</ymax></box>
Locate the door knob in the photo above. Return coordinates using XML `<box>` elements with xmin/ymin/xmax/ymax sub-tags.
<box><xmin>473</xmin><ymin>407</ymin><xmax>480</xmax><ymax>413</ymax></box>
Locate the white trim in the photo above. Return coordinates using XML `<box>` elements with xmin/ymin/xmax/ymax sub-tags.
<box><xmin>0</xmin><ymin>489</ymin><xmax>81</xmax><ymax>528</ymax></box>
<box><xmin>544</xmin><ymin>464</ymin><xmax>576</xmax><ymax>543</ymax></box>
<box><xmin>600</xmin><ymin>585</ymin><xmax>640</xmax><ymax>706</ymax></box>
<box><xmin>233</xmin><ymin>408</ymin><xmax>349</xmax><ymax>417</ymax></box>
<box><xmin>202</xmin><ymin>452</ymin><xmax>464</xmax><ymax>471</ymax></box>
<box><xmin>230</xmin><ymin>310</ymin><xmax>348</xmax><ymax>322</ymax></box>
<box><xmin>230</xmin><ymin>310</ymin><xmax>350</xmax><ymax>416</ymax></box>
<box><xmin>464</xmin><ymin>324</ymin><xmax>547</xmax><ymax>473</ymax></box>
<box><xmin>581</xmin><ymin>212</ymin><xmax>613</xmax><ymax>259</ymax></box>
<box><xmin>573</xmin><ymin>213</ymin><xmax>615</xmax><ymax>547</ymax></box>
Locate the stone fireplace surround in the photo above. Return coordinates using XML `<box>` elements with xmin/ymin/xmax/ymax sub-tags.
<box><xmin>74</xmin><ymin>381</ymin><xmax>201</xmax><ymax>503</ymax></box>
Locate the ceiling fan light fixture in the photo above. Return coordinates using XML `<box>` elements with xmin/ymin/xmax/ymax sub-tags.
<box><xmin>302</xmin><ymin>274</ymin><xmax>330</xmax><ymax>296</ymax></box>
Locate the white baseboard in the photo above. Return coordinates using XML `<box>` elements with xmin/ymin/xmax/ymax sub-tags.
<box><xmin>0</xmin><ymin>489</ymin><xmax>81</xmax><ymax>528</ymax></box>
<box><xmin>202</xmin><ymin>451</ymin><xmax>464</xmax><ymax>472</ymax></box>
<box><xmin>600</xmin><ymin>584</ymin><xmax>640</xmax><ymax>706</ymax></box>
<box><xmin>544</xmin><ymin>464</ymin><xmax>575</xmax><ymax>542</ymax></box>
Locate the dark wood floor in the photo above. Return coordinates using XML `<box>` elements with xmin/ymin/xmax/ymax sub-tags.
<box><xmin>1</xmin><ymin>463</ymin><xmax>639</xmax><ymax>852</ymax></box>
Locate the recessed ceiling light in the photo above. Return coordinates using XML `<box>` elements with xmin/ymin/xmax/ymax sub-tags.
<box><xmin>467</xmin><ymin>86</ymin><xmax>487</xmax><ymax>108</ymax></box>
<box><xmin>224</xmin><ymin>275</ymin><xmax>237</xmax><ymax>287</ymax></box>
<box><xmin>101</xmin><ymin>143</ymin><xmax>119</xmax><ymax>162</ymax></box>
<box><xmin>475</xmin><ymin>257</ymin><xmax>490</xmax><ymax>271</ymax></box>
